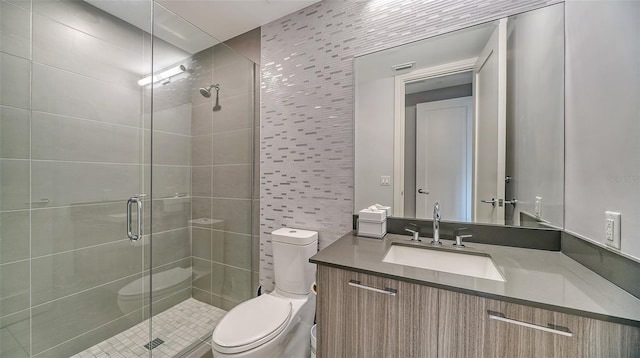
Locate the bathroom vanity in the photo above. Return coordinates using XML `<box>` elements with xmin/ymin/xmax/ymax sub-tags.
<box><xmin>311</xmin><ymin>233</ymin><xmax>640</xmax><ymax>358</ymax></box>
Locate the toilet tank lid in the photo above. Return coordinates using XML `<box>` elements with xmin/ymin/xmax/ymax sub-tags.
<box><xmin>271</xmin><ymin>228</ymin><xmax>318</xmax><ymax>245</ymax></box>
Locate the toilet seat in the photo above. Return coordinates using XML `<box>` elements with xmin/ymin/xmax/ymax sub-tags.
<box><xmin>212</xmin><ymin>294</ymin><xmax>292</xmax><ymax>354</ymax></box>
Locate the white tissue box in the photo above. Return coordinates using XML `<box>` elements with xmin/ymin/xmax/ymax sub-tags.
<box><xmin>357</xmin><ymin>218</ymin><xmax>387</xmax><ymax>239</ymax></box>
<box><xmin>375</xmin><ymin>205</ymin><xmax>392</xmax><ymax>217</ymax></box>
<box><xmin>359</xmin><ymin>209</ymin><xmax>386</xmax><ymax>222</ymax></box>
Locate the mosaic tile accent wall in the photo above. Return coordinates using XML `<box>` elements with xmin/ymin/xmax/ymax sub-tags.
<box><xmin>259</xmin><ymin>0</ymin><xmax>561</xmax><ymax>291</ymax></box>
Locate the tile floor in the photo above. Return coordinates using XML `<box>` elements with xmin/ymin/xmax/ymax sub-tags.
<box><xmin>72</xmin><ymin>299</ymin><xmax>226</xmax><ymax>358</ymax></box>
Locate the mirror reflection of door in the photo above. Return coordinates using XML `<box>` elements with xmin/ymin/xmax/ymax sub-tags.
<box><xmin>473</xmin><ymin>18</ymin><xmax>507</xmax><ymax>224</ymax></box>
<box><xmin>415</xmin><ymin>98</ymin><xmax>472</xmax><ymax>221</ymax></box>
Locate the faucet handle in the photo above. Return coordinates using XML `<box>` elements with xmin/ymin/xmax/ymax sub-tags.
<box><xmin>454</xmin><ymin>228</ymin><xmax>472</xmax><ymax>247</ymax></box>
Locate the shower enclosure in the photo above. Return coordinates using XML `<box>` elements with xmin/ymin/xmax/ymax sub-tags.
<box><xmin>0</xmin><ymin>1</ymin><xmax>257</xmax><ymax>356</ymax></box>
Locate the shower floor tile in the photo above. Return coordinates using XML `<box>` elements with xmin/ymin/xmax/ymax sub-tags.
<box><xmin>72</xmin><ymin>298</ymin><xmax>226</xmax><ymax>358</ymax></box>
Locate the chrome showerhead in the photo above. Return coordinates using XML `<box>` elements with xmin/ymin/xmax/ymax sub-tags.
<box><xmin>199</xmin><ymin>84</ymin><xmax>219</xmax><ymax>98</ymax></box>
<box><xmin>199</xmin><ymin>87</ymin><xmax>211</xmax><ymax>98</ymax></box>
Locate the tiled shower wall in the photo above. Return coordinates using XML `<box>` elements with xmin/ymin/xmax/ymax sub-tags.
<box><xmin>259</xmin><ymin>0</ymin><xmax>560</xmax><ymax>291</ymax></box>
<box><xmin>189</xmin><ymin>32</ymin><xmax>259</xmax><ymax>310</ymax></box>
<box><xmin>0</xmin><ymin>1</ymin><xmax>192</xmax><ymax>357</ymax></box>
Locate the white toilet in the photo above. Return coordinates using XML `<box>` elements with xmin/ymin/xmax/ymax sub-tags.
<box><xmin>211</xmin><ymin>228</ymin><xmax>318</xmax><ymax>358</ymax></box>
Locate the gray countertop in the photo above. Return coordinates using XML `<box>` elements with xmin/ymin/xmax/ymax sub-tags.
<box><xmin>310</xmin><ymin>232</ymin><xmax>640</xmax><ymax>327</ymax></box>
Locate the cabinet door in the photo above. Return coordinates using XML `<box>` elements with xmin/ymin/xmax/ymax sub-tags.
<box><xmin>438</xmin><ymin>290</ymin><xmax>640</xmax><ymax>358</ymax></box>
<box><xmin>317</xmin><ymin>266</ymin><xmax>438</xmax><ymax>358</ymax></box>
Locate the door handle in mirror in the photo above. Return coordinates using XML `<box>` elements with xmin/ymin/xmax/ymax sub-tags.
<box><xmin>480</xmin><ymin>198</ymin><xmax>497</xmax><ymax>207</ymax></box>
<box><xmin>418</xmin><ymin>189</ymin><xmax>429</xmax><ymax>194</ymax></box>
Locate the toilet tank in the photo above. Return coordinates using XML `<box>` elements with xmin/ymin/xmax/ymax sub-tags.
<box><xmin>271</xmin><ymin>228</ymin><xmax>318</xmax><ymax>295</ymax></box>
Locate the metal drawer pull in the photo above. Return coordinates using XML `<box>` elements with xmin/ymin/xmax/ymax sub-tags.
<box><xmin>487</xmin><ymin>311</ymin><xmax>572</xmax><ymax>337</ymax></box>
<box><xmin>348</xmin><ymin>279</ymin><xmax>397</xmax><ymax>296</ymax></box>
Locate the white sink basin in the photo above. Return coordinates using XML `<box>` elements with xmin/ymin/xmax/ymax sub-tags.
<box><xmin>382</xmin><ymin>244</ymin><xmax>505</xmax><ymax>282</ymax></box>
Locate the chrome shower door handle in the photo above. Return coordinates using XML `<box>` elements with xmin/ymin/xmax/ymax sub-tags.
<box><xmin>127</xmin><ymin>197</ymin><xmax>143</xmax><ymax>242</ymax></box>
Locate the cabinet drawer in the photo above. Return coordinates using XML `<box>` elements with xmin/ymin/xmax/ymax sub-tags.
<box><xmin>439</xmin><ymin>290</ymin><xmax>640</xmax><ymax>358</ymax></box>
<box><xmin>317</xmin><ymin>266</ymin><xmax>438</xmax><ymax>358</ymax></box>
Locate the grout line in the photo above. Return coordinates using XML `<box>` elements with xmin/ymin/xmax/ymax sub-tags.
<box><xmin>191</xmin><ymin>195</ymin><xmax>252</xmax><ymax>201</ymax></box>
<box><xmin>0</xmin><ymin>307</ymin><xmax>30</xmax><ymax>321</ymax></box>
<box><xmin>210</xmin><ymin>292</ymin><xmax>243</xmax><ymax>305</ymax></box>
<box><xmin>0</xmin><ymin>102</ymin><xmax>31</xmax><ymax>111</ymax></box>
<box><xmin>30</xmin><ymin>159</ymin><xmax>196</xmax><ymax>168</ymax></box>
<box><xmin>30</xmin><ymin>110</ymin><xmax>144</xmax><ymax>131</ymax></box>
<box><xmin>32</xmin><ymin>61</ymin><xmax>141</xmax><ymax>93</ymax></box>
<box><xmin>0</xmin><ymin>208</ymin><xmax>31</xmax><ymax>214</ymax></box>
<box><xmin>30</xmin><ymin>158</ymin><xmax>143</xmax><ymax>166</ymax></box>
<box><xmin>191</xmin><ymin>125</ymin><xmax>254</xmax><ymax>138</ymax></box>
<box><xmin>191</xmin><ymin>163</ymin><xmax>254</xmax><ymax>168</ymax></box>
<box><xmin>29</xmin><ymin>2</ymin><xmax>34</xmax><ymax>354</ymax></box>
<box><xmin>191</xmin><ymin>256</ymin><xmax>252</xmax><ymax>273</ymax></box>
<box><xmin>0</xmin><ymin>257</ymin><xmax>31</xmax><ymax>267</ymax></box>
<box><xmin>191</xmin><ymin>227</ymin><xmax>253</xmax><ymax>237</ymax></box>
<box><xmin>30</xmin><ymin>271</ymin><xmax>144</xmax><ymax>310</ymax></box>
<box><xmin>0</xmin><ymin>158</ymin><xmax>30</xmax><ymax>162</ymax></box>
<box><xmin>28</xmin><ymin>196</ymin><xmax>190</xmax><ymax>211</ymax></box>
<box><xmin>29</xmin><ymin>226</ymin><xmax>190</xmax><ymax>260</ymax></box>
<box><xmin>189</xmin><ymin>226</ymin><xmax>253</xmax><ymax>236</ymax></box>
<box><xmin>0</xmin><ymin>49</ymin><xmax>31</xmax><ymax>64</ymax></box>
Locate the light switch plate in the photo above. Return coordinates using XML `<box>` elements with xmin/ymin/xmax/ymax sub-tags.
<box><xmin>604</xmin><ymin>211</ymin><xmax>621</xmax><ymax>250</ymax></box>
<box><xmin>380</xmin><ymin>176</ymin><xmax>390</xmax><ymax>186</ymax></box>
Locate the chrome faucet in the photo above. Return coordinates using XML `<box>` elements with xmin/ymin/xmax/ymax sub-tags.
<box><xmin>431</xmin><ymin>202</ymin><xmax>441</xmax><ymax>245</ymax></box>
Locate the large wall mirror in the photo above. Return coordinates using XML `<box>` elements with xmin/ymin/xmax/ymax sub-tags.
<box><xmin>354</xmin><ymin>3</ymin><xmax>564</xmax><ymax>229</ymax></box>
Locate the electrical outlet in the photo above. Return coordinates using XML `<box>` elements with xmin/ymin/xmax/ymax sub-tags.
<box><xmin>534</xmin><ymin>196</ymin><xmax>542</xmax><ymax>218</ymax></box>
<box><xmin>380</xmin><ymin>176</ymin><xmax>390</xmax><ymax>186</ymax></box>
<box><xmin>605</xmin><ymin>219</ymin><xmax>614</xmax><ymax>241</ymax></box>
<box><xmin>604</xmin><ymin>211</ymin><xmax>621</xmax><ymax>249</ymax></box>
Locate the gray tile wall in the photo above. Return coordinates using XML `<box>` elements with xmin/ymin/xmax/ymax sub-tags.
<box><xmin>259</xmin><ymin>0</ymin><xmax>561</xmax><ymax>292</ymax></box>
<box><xmin>0</xmin><ymin>1</ymin><xmax>193</xmax><ymax>356</ymax></box>
<box><xmin>189</xmin><ymin>35</ymin><xmax>259</xmax><ymax>310</ymax></box>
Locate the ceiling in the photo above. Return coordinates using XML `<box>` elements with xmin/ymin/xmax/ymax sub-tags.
<box><xmin>158</xmin><ymin>0</ymin><xmax>319</xmax><ymax>42</ymax></box>
<box><xmin>355</xmin><ymin>23</ymin><xmax>496</xmax><ymax>82</ymax></box>
<box><xmin>87</xmin><ymin>0</ymin><xmax>318</xmax><ymax>55</ymax></box>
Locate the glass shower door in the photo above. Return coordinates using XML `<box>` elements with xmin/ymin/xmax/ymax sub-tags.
<box><xmin>0</xmin><ymin>0</ymin><xmax>154</xmax><ymax>357</ymax></box>
<box><xmin>147</xmin><ymin>3</ymin><xmax>257</xmax><ymax>356</ymax></box>
<box><xmin>0</xmin><ymin>0</ymin><xmax>257</xmax><ymax>356</ymax></box>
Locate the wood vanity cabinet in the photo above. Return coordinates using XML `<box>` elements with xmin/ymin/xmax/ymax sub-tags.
<box><xmin>317</xmin><ymin>265</ymin><xmax>438</xmax><ymax>358</ymax></box>
<box><xmin>317</xmin><ymin>265</ymin><xmax>640</xmax><ymax>358</ymax></box>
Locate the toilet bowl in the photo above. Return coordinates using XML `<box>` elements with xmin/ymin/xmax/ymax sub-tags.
<box><xmin>211</xmin><ymin>228</ymin><xmax>318</xmax><ymax>358</ymax></box>
<box><xmin>117</xmin><ymin>266</ymin><xmax>191</xmax><ymax>314</ymax></box>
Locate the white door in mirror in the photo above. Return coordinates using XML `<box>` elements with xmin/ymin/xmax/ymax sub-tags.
<box><xmin>416</xmin><ymin>97</ymin><xmax>472</xmax><ymax>221</ymax></box>
<box><xmin>473</xmin><ymin>18</ymin><xmax>507</xmax><ymax>224</ymax></box>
